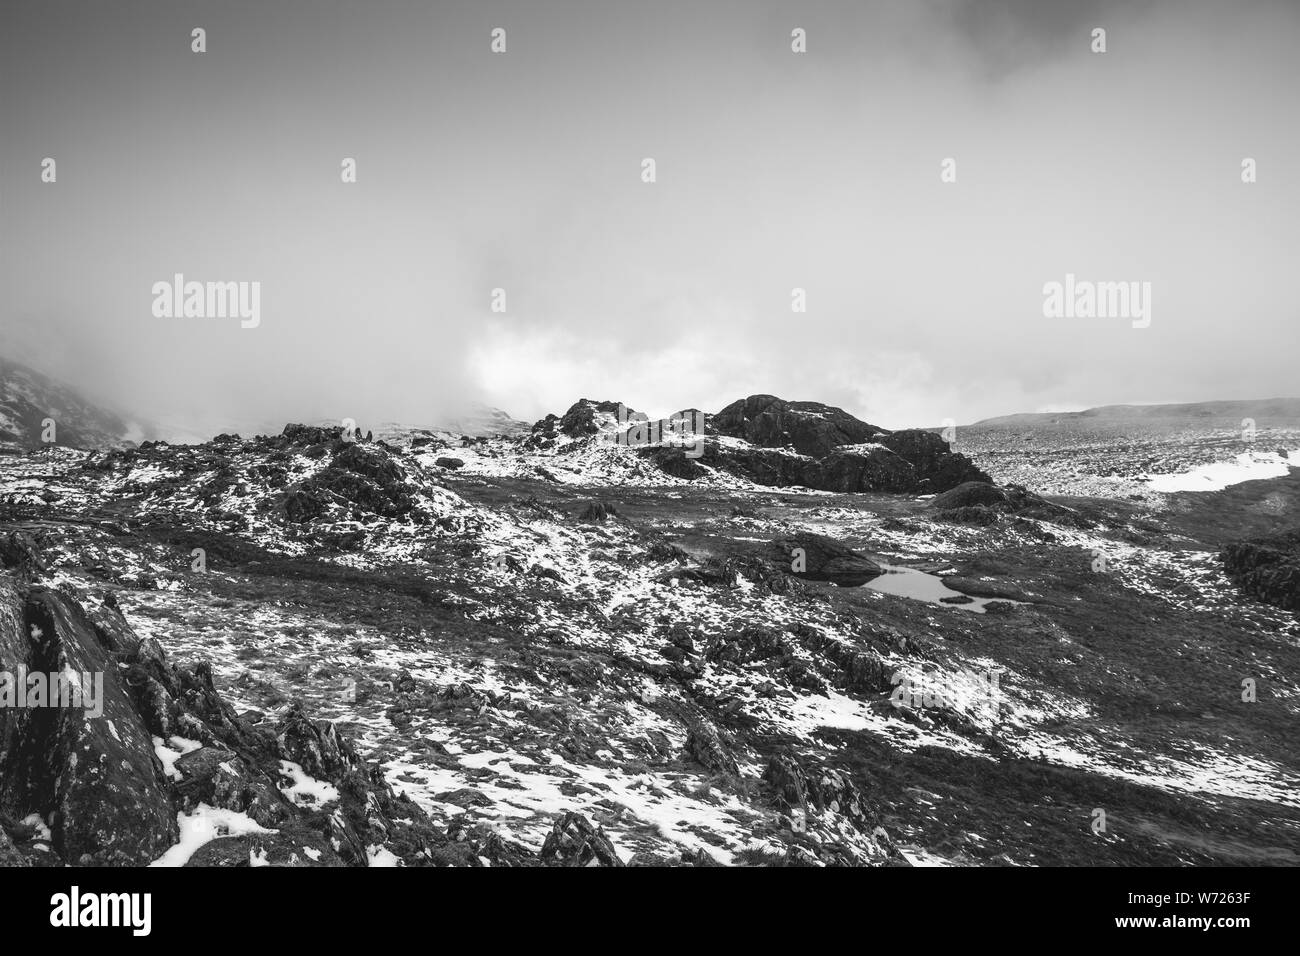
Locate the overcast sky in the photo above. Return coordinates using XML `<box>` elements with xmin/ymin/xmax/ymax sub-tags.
<box><xmin>2</xmin><ymin>0</ymin><xmax>1296</xmax><ymax>435</ymax></box>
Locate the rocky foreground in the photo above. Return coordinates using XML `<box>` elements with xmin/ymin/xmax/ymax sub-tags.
<box><xmin>1</xmin><ymin>394</ymin><xmax>1298</xmax><ymax>866</ymax></box>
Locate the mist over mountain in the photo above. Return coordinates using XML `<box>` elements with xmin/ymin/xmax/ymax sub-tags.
<box><xmin>0</xmin><ymin>356</ymin><xmax>146</xmax><ymax>449</ymax></box>
<box><xmin>4</xmin><ymin>0</ymin><xmax>1299</xmax><ymax>433</ymax></box>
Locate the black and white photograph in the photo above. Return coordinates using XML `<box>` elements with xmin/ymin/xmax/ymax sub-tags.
<box><xmin>0</xmin><ymin>0</ymin><xmax>1294</xmax><ymax>933</ymax></box>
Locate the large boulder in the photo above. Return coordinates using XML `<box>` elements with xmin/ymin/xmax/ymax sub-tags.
<box><xmin>771</xmin><ymin>534</ymin><xmax>883</xmax><ymax>586</ymax></box>
<box><xmin>712</xmin><ymin>395</ymin><xmax>883</xmax><ymax>458</ymax></box>
<box><xmin>929</xmin><ymin>481</ymin><xmax>1088</xmax><ymax>527</ymax></box>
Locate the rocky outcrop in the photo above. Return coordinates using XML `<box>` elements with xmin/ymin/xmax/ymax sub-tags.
<box><xmin>684</xmin><ymin>717</ymin><xmax>740</xmax><ymax>775</ymax></box>
<box><xmin>531</xmin><ymin>399</ymin><xmax>628</xmax><ymax>440</ymax></box>
<box><xmin>929</xmin><ymin>481</ymin><xmax>1089</xmax><ymax>527</ymax></box>
<box><xmin>639</xmin><ymin>395</ymin><xmax>987</xmax><ymax>495</ymax></box>
<box><xmin>1222</xmin><ymin>529</ymin><xmax>1300</xmax><ymax>611</ymax></box>
<box><xmin>712</xmin><ymin>395</ymin><xmax>883</xmax><ymax>457</ymax></box>
<box><xmin>770</xmin><ymin>534</ymin><xmax>883</xmax><ymax>586</ymax></box>
<box><xmin>539</xmin><ymin>812</ymin><xmax>624</xmax><ymax>867</ymax></box>
<box><xmin>524</xmin><ymin>394</ymin><xmax>987</xmax><ymax>495</ymax></box>
<box><xmin>284</xmin><ymin>440</ymin><xmax>417</xmax><ymax>523</ymax></box>
<box><xmin>764</xmin><ymin>752</ymin><xmax>872</xmax><ymax>825</ymax></box>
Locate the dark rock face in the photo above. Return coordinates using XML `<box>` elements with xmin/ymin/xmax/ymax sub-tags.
<box><xmin>1222</xmin><ymin>529</ymin><xmax>1300</xmax><ymax>611</ymax></box>
<box><xmin>881</xmin><ymin>430</ymin><xmax>990</xmax><ymax>489</ymax></box>
<box><xmin>818</xmin><ymin>448</ymin><xmax>918</xmax><ymax>493</ymax></box>
<box><xmin>712</xmin><ymin>395</ymin><xmax>882</xmax><ymax>457</ymax></box>
<box><xmin>0</xmin><ymin>582</ymin><xmax>178</xmax><ymax>865</ymax></box>
<box><xmin>639</xmin><ymin>395</ymin><xmax>987</xmax><ymax>495</ymax></box>
<box><xmin>770</xmin><ymin>534</ymin><xmax>883</xmax><ymax>586</ymax></box>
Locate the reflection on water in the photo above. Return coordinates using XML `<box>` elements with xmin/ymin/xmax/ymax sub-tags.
<box><xmin>863</xmin><ymin>563</ymin><xmax>1023</xmax><ymax>614</ymax></box>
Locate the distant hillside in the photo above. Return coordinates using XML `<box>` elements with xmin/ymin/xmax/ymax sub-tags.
<box><xmin>430</xmin><ymin>404</ymin><xmax>531</xmax><ymax>438</ymax></box>
<box><xmin>971</xmin><ymin>398</ymin><xmax>1300</xmax><ymax>430</ymax></box>
<box><xmin>0</xmin><ymin>355</ymin><xmax>143</xmax><ymax>449</ymax></box>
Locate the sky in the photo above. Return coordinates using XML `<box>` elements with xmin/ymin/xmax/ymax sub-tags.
<box><xmin>1</xmin><ymin>0</ymin><xmax>1297</xmax><ymax>434</ymax></box>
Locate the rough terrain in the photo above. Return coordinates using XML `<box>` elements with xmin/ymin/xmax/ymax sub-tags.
<box><xmin>2</xmin><ymin>388</ymin><xmax>1298</xmax><ymax>866</ymax></box>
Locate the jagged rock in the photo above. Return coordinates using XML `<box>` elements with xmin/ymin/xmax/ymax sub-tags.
<box><xmin>0</xmin><ymin>585</ymin><xmax>178</xmax><ymax>865</ymax></box>
<box><xmin>1222</xmin><ymin>529</ymin><xmax>1300</xmax><ymax>611</ymax></box>
<box><xmin>539</xmin><ymin>811</ymin><xmax>624</xmax><ymax>866</ymax></box>
<box><xmin>278</xmin><ymin>703</ymin><xmax>358</xmax><ymax>780</ymax></box>
<box><xmin>684</xmin><ymin>717</ymin><xmax>739</xmax><ymax>775</ymax></box>
<box><xmin>577</xmin><ymin>501</ymin><xmax>618</xmax><ymax>523</ymax></box>
<box><xmin>172</xmin><ymin>747</ymin><xmax>291</xmax><ymax>828</ymax></box>
<box><xmin>763</xmin><ymin>752</ymin><xmax>871</xmax><ymax>825</ymax></box>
